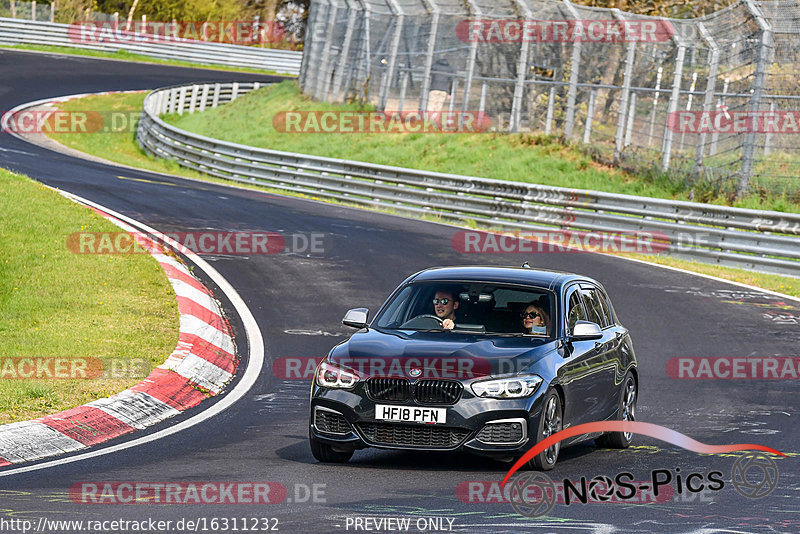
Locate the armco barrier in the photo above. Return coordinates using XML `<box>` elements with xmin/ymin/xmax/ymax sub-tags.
<box><xmin>135</xmin><ymin>81</ymin><xmax>800</xmax><ymax>277</ymax></box>
<box><xmin>0</xmin><ymin>18</ymin><xmax>302</xmax><ymax>75</ymax></box>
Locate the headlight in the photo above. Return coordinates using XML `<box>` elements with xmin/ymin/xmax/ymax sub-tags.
<box><xmin>315</xmin><ymin>360</ymin><xmax>360</xmax><ymax>389</ymax></box>
<box><xmin>471</xmin><ymin>375</ymin><xmax>543</xmax><ymax>399</ymax></box>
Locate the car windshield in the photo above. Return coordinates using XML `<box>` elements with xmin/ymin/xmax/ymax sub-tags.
<box><xmin>373</xmin><ymin>281</ymin><xmax>555</xmax><ymax>337</ymax></box>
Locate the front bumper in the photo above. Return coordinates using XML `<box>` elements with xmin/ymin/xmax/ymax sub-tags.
<box><xmin>309</xmin><ymin>382</ymin><xmax>549</xmax><ymax>458</ymax></box>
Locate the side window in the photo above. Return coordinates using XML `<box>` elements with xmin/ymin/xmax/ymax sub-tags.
<box><xmin>581</xmin><ymin>288</ymin><xmax>606</xmax><ymax>328</ymax></box>
<box><xmin>595</xmin><ymin>288</ymin><xmax>615</xmax><ymax>326</ymax></box>
<box><xmin>566</xmin><ymin>289</ymin><xmax>587</xmax><ymax>332</ymax></box>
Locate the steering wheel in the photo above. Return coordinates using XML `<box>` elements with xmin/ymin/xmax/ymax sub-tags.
<box><xmin>399</xmin><ymin>314</ymin><xmax>445</xmax><ymax>329</ymax></box>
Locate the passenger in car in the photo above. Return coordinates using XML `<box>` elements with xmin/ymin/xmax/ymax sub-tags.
<box><xmin>433</xmin><ymin>289</ymin><xmax>459</xmax><ymax>330</ymax></box>
<box><xmin>521</xmin><ymin>299</ymin><xmax>550</xmax><ymax>335</ymax></box>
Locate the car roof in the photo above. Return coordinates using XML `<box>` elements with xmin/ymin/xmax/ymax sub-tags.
<box><xmin>408</xmin><ymin>265</ymin><xmax>598</xmax><ymax>292</ymax></box>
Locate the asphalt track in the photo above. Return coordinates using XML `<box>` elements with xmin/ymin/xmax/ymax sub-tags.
<box><xmin>0</xmin><ymin>49</ymin><xmax>798</xmax><ymax>534</ymax></box>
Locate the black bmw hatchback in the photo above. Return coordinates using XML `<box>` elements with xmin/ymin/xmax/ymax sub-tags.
<box><xmin>309</xmin><ymin>266</ymin><xmax>638</xmax><ymax>470</ymax></box>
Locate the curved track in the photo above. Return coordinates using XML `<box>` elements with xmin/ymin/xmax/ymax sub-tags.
<box><xmin>1</xmin><ymin>49</ymin><xmax>798</xmax><ymax>533</ymax></box>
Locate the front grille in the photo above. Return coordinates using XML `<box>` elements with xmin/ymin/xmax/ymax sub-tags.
<box><xmin>415</xmin><ymin>380</ymin><xmax>463</xmax><ymax>404</ymax></box>
<box><xmin>367</xmin><ymin>378</ymin><xmax>463</xmax><ymax>405</ymax></box>
<box><xmin>476</xmin><ymin>422</ymin><xmax>525</xmax><ymax>444</ymax></box>
<box><xmin>366</xmin><ymin>378</ymin><xmax>413</xmax><ymax>401</ymax></box>
<box><xmin>356</xmin><ymin>423</ymin><xmax>470</xmax><ymax>449</ymax></box>
<box><xmin>314</xmin><ymin>408</ymin><xmax>351</xmax><ymax>435</ymax></box>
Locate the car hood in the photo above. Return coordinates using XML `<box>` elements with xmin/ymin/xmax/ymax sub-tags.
<box><xmin>328</xmin><ymin>328</ymin><xmax>556</xmax><ymax>380</ymax></box>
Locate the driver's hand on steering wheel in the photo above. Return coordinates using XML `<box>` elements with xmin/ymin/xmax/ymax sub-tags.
<box><xmin>442</xmin><ymin>318</ymin><xmax>455</xmax><ymax>330</ymax></box>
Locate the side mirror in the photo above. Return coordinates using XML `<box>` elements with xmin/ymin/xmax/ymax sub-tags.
<box><xmin>342</xmin><ymin>308</ymin><xmax>369</xmax><ymax>329</ymax></box>
<box><xmin>570</xmin><ymin>320</ymin><xmax>602</xmax><ymax>341</ymax></box>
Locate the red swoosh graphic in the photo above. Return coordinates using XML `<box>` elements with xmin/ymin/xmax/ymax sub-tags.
<box><xmin>501</xmin><ymin>421</ymin><xmax>785</xmax><ymax>487</ymax></box>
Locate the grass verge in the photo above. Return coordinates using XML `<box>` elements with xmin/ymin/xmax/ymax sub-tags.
<box><xmin>0</xmin><ymin>43</ymin><xmax>292</xmax><ymax>76</ymax></box>
<box><xmin>41</xmin><ymin>91</ymin><xmax>800</xmax><ymax>299</ymax></box>
<box><xmin>0</xmin><ymin>168</ymin><xmax>178</xmax><ymax>424</ymax></box>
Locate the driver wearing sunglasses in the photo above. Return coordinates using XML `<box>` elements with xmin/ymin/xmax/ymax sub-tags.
<box><xmin>521</xmin><ymin>301</ymin><xmax>549</xmax><ymax>335</ymax></box>
<box><xmin>432</xmin><ymin>290</ymin><xmax>459</xmax><ymax>330</ymax></box>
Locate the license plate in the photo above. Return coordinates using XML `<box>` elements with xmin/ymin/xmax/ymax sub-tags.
<box><xmin>375</xmin><ymin>404</ymin><xmax>446</xmax><ymax>424</ymax></box>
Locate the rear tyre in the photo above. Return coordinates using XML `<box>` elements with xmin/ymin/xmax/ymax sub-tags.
<box><xmin>528</xmin><ymin>389</ymin><xmax>562</xmax><ymax>471</ymax></box>
<box><xmin>596</xmin><ymin>372</ymin><xmax>637</xmax><ymax>449</ymax></box>
<box><xmin>309</xmin><ymin>429</ymin><xmax>354</xmax><ymax>463</ymax></box>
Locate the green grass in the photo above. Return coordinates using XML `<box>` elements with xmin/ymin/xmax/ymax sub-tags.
<box><xmin>0</xmin><ymin>169</ymin><xmax>179</xmax><ymax>424</ymax></box>
<box><xmin>0</xmin><ymin>44</ymin><xmax>293</xmax><ymax>76</ymax></box>
<box><xmin>162</xmin><ymin>81</ymin><xmax>800</xmax><ymax>214</ymax></box>
<box><xmin>41</xmin><ymin>91</ymin><xmax>800</xmax><ymax>299</ymax></box>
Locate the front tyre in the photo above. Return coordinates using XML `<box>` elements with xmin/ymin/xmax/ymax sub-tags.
<box><xmin>596</xmin><ymin>372</ymin><xmax>637</xmax><ymax>449</ymax></box>
<box><xmin>309</xmin><ymin>429</ymin><xmax>354</xmax><ymax>463</ymax></box>
<box><xmin>528</xmin><ymin>389</ymin><xmax>562</xmax><ymax>471</ymax></box>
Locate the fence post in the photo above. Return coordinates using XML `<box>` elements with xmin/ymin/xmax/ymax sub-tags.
<box><xmin>661</xmin><ymin>44</ymin><xmax>686</xmax><ymax>171</ymax></box>
<box><xmin>709</xmin><ymin>76</ymin><xmax>729</xmax><ymax>156</ymax></box>
<box><xmin>679</xmin><ymin>71</ymin><xmax>698</xmax><ymax>151</ymax></box>
<box><xmin>625</xmin><ymin>91</ymin><xmax>636</xmax><ymax>146</ymax></box>
<box><xmin>510</xmin><ymin>0</ymin><xmax>532</xmax><ymax>132</ymax></box>
<box><xmin>449</xmin><ymin>79</ymin><xmax>458</xmax><ymax>113</ymax></box>
<box><xmin>212</xmin><ymin>83</ymin><xmax>221</xmax><ymax>108</ymax></box>
<box><xmin>693</xmin><ymin>22</ymin><xmax>719</xmax><ymax>179</ymax></box>
<box><xmin>545</xmin><ymin>87</ymin><xmax>556</xmax><ymax>135</ymax></box>
<box><xmin>177</xmin><ymin>86</ymin><xmax>187</xmax><ymax>115</ymax></box>
<box><xmin>199</xmin><ymin>84</ymin><xmax>209</xmax><ymax>112</ymax></box>
<box><xmin>378</xmin><ymin>0</ymin><xmax>404</xmax><ymax>110</ymax></box>
<box><xmin>764</xmin><ymin>100</ymin><xmax>776</xmax><ymax>156</ymax></box>
<box><xmin>562</xmin><ymin>0</ymin><xmax>583</xmax><ymax>139</ymax></box>
<box><xmin>189</xmin><ymin>85</ymin><xmax>198</xmax><ymax>114</ymax></box>
<box><xmin>302</xmin><ymin>0</ymin><xmax>330</xmax><ymax>98</ymax></box>
<box><xmin>461</xmin><ymin>0</ymin><xmax>482</xmax><ymax>113</ymax></box>
<box><xmin>418</xmin><ymin>0</ymin><xmax>440</xmax><ymax>112</ymax></box>
<box><xmin>316</xmin><ymin>0</ymin><xmax>340</xmax><ymax>101</ymax></box>
<box><xmin>50</xmin><ymin>1</ymin><xmax>54</xmax><ymax>22</ymax></box>
<box><xmin>739</xmin><ymin>0</ymin><xmax>773</xmax><ymax>197</ymax></box>
<box><xmin>613</xmin><ymin>9</ymin><xmax>635</xmax><ymax>164</ymax></box>
<box><xmin>10</xmin><ymin>0</ymin><xmax>15</xmax><ymax>19</ymax></box>
<box><xmin>583</xmin><ymin>88</ymin><xmax>596</xmax><ymax>144</ymax></box>
<box><xmin>478</xmin><ymin>82</ymin><xmax>487</xmax><ymax>116</ymax></box>
<box><xmin>398</xmin><ymin>72</ymin><xmax>408</xmax><ymax>113</ymax></box>
<box><xmin>331</xmin><ymin>0</ymin><xmax>359</xmax><ymax>102</ymax></box>
<box><xmin>31</xmin><ymin>1</ymin><xmax>36</xmax><ymax>21</ymax></box>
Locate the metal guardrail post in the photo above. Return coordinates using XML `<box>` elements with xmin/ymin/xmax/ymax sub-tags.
<box><xmin>378</xmin><ymin>0</ymin><xmax>404</xmax><ymax>110</ymax></box>
<box><xmin>418</xmin><ymin>0</ymin><xmax>440</xmax><ymax>112</ymax></box>
<box><xmin>562</xmin><ymin>0</ymin><xmax>583</xmax><ymax>139</ymax></box>
<box><xmin>694</xmin><ymin>22</ymin><xmax>719</xmax><ymax>180</ymax></box>
<box><xmin>662</xmin><ymin>44</ymin><xmax>686</xmax><ymax>171</ymax></box>
<box><xmin>739</xmin><ymin>0</ymin><xmax>773</xmax><ymax>197</ymax></box>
